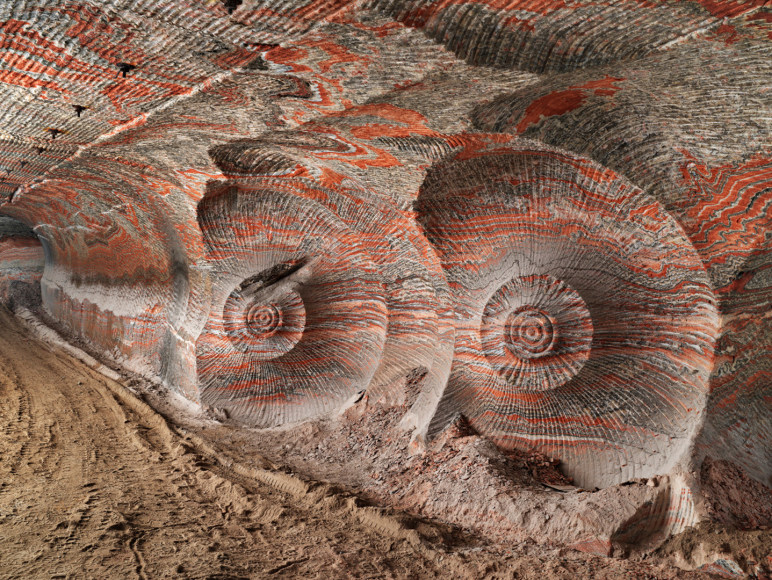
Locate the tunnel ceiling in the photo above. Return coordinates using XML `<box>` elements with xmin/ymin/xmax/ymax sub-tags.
<box><xmin>0</xmin><ymin>0</ymin><xmax>768</xmax><ymax>198</ymax></box>
<box><xmin>0</xmin><ymin>0</ymin><xmax>769</xmax><ymax>514</ymax></box>
<box><xmin>0</xmin><ymin>0</ymin><xmax>334</xmax><ymax>199</ymax></box>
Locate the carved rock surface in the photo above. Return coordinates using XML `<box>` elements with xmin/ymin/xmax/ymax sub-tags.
<box><xmin>415</xmin><ymin>140</ymin><xmax>719</xmax><ymax>487</ymax></box>
<box><xmin>0</xmin><ymin>0</ymin><xmax>769</xmax><ymax>551</ymax></box>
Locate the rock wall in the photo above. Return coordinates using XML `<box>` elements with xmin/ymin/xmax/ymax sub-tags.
<box><xmin>0</xmin><ymin>216</ymin><xmax>44</xmax><ymax>307</ymax></box>
<box><xmin>0</xmin><ymin>0</ymin><xmax>769</xmax><ymax>540</ymax></box>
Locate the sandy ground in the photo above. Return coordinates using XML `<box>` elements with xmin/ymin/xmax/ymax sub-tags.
<box><xmin>0</xmin><ymin>306</ymin><xmax>748</xmax><ymax>579</ymax></box>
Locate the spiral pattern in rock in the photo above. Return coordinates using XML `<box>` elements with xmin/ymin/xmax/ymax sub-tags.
<box><xmin>197</xmin><ymin>183</ymin><xmax>389</xmax><ymax>426</ymax></box>
<box><xmin>416</xmin><ymin>141</ymin><xmax>720</xmax><ymax>488</ymax></box>
<box><xmin>481</xmin><ymin>274</ymin><xmax>593</xmax><ymax>391</ymax></box>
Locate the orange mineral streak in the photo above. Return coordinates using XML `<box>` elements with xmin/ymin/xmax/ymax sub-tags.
<box><xmin>675</xmin><ymin>151</ymin><xmax>772</xmax><ymax>290</ymax></box>
<box><xmin>515</xmin><ymin>76</ymin><xmax>625</xmax><ymax>134</ymax></box>
<box><xmin>688</xmin><ymin>0</ymin><xmax>769</xmax><ymax>19</ymax></box>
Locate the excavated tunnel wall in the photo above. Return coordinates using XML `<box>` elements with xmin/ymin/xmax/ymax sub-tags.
<box><xmin>0</xmin><ymin>216</ymin><xmax>44</xmax><ymax>307</ymax></box>
<box><xmin>0</xmin><ymin>0</ymin><xmax>769</xmax><ymax>544</ymax></box>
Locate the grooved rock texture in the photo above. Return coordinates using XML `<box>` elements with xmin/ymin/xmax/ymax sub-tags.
<box><xmin>0</xmin><ymin>0</ymin><xmax>769</xmax><ymax>552</ymax></box>
<box><xmin>0</xmin><ymin>216</ymin><xmax>44</xmax><ymax>305</ymax></box>
<box><xmin>414</xmin><ymin>140</ymin><xmax>719</xmax><ymax>487</ymax></box>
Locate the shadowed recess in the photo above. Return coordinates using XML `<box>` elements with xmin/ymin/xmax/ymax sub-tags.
<box><xmin>0</xmin><ymin>216</ymin><xmax>44</xmax><ymax>306</ymax></box>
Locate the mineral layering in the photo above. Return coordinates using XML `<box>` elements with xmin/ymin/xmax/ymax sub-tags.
<box><xmin>0</xmin><ymin>0</ymin><xmax>769</xmax><ymax>566</ymax></box>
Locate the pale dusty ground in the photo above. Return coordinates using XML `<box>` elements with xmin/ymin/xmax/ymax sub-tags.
<box><xmin>0</xmin><ymin>307</ymin><xmax>734</xmax><ymax>579</ymax></box>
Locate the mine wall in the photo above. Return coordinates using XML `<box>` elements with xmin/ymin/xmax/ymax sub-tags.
<box><xmin>0</xmin><ymin>0</ymin><xmax>769</xmax><ymax>575</ymax></box>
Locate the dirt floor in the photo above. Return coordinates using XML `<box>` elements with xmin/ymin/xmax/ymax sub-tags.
<box><xmin>0</xmin><ymin>305</ymin><xmax>763</xmax><ymax>579</ymax></box>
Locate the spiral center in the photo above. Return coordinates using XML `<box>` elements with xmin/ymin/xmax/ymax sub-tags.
<box><xmin>246</xmin><ymin>303</ymin><xmax>282</xmax><ymax>338</ymax></box>
<box><xmin>506</xmin><ymin>306</ymin><xmax>557</xmax><ymax>359</ymax></box>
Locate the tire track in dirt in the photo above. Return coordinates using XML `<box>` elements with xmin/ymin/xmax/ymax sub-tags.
<box><xmin>0</xmin><ymin>307</ymin><xmax>453</xmax><ymax>579</ymax></box>
<box><xmin>0</xmin><ymin>307</ymin><xmax>723</xmax><ymax>579</ymax></box>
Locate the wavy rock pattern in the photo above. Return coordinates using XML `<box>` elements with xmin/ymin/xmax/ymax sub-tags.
<box><xmin>415</xmin><ymin>140</ymin><xmax>719</xmax><ymax>486</ymax></box>
<box><xmin>470</xmin><ymin>32</ymin><xmax>771</xmax><ymax>491</ymax></box>
<box><xmin>198</xmin><ymin>143</ymin><xmax>455</xmax><ymax>429</ymax></box>
<box><xmin>368</xmin><ymin>0</ymin><xmax>766</xmax><ymax>72</ymax></box>
<box><xmin>0</xmin><ymin>0</ymin><xmax>769</xmax><ymax>543</ymax></box>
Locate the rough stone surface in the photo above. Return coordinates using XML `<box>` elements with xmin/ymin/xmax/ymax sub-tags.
<box><xmin>0</xmin><ymin>216</ymin><xmax>43</xmax><ymax>306</ymax></box>
<box><xmin>0</xmin><ymin>0</ymin><xmax>769</xmax><ymax>572</ymax></box>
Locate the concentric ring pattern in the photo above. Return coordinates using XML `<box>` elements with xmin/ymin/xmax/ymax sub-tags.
<box><xmin>480</xmin><ymin>273</ymin><xmax>593</xmax><ymax>391</ymax></box>
<box><xmin>197</xmin><ymin>183</ymin><xmax>389</xmax><ymax>427</ymax></box>
<box><xmin>196</xmin><ymin>149</ymin><xmax>456</xmax><ymax>428</ymax></box>
<box><xmin>224</xmin><ymin>283</ymin><xmax>306</xmax><ymax>360</ymax></box>
<box><xmin>416</xmin><ymin>142</ymin><xmax>720</xmax><ymax>487</ymax></box>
